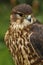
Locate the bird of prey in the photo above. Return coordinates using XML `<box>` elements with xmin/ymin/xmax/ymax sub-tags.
<box><xmin>4</xmin><ymin>4</ymin><xmax>43</xmax><ymax>65</ymax></box>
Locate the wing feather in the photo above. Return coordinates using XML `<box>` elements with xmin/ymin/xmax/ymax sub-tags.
<box><xmin>30</xmin><ymin>23</ymin><xmax>43</xmax><ymax>58</ymax></box>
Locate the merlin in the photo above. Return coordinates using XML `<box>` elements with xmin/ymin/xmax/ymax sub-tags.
<box><xmin>4</xmin><ymin>4</ymin><xmax>43</xmax><ymax>65</ymax></box>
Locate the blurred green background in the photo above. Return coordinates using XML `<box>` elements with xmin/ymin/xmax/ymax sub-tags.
<box><xmin>0</xmin><ymin>0</ymin><xmax>43</xmax><ymax>65</ymax></box>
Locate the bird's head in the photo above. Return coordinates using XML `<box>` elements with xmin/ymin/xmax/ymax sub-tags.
<box><xmin>10</xmin><ymin>4</ymin><xmax>36</xmax><ymax>29</ymax></box>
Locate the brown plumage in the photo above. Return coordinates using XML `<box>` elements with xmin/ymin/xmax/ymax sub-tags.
<box><xmin>12</xmin><ymin>4</ymin><xmax>33</xmax><ymax>14</ymax></box>
<box><xmin>4</xmin><ymin>4</ymin><xmax>43</xmax><ymax>65</ymax></box>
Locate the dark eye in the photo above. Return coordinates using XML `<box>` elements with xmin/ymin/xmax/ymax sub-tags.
<box><xmin>19</xmin><ymin>13</ymin><xmax>23</xmax><ymax>17</ymax></box>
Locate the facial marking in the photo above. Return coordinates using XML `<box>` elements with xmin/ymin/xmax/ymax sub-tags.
<box><xmin>16</xmin><ymin>14</ymin><xmax>21</xmax><ymax>19</ymax></box>
<box><xmin>10</xmin><ymin>13</ymin><xmax>36</xmax><ymax>30</ymax></box>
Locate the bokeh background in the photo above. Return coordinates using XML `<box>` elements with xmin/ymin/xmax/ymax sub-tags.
<box><xmin>0</xmin><ymin>0</ymin><xmax>43</xmax><ymax>65</ymax></box>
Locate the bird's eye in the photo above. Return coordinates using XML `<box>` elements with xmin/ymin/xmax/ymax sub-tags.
<box><xmin>19</xmin><ymin>13</ymin><xmax>23</xmax><ymax>17</ymax></box>
<box><xmin>16</xmin><ymin>13</ymin><xmax>23</xmax><ymax>18</ymax></box>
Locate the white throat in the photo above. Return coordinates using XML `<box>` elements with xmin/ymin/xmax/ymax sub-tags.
<box><xmin>11</xmin><ymin>19</ymin><xmax>31</xmax><ymax>30</ymax></box>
